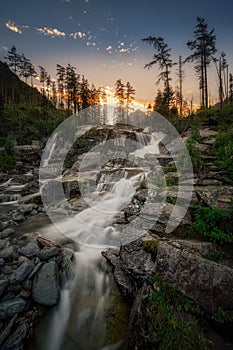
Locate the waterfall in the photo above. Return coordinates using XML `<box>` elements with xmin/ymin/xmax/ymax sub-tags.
<box><xmin>42</xmin><ymin>132</ymin><xmax>59</xmax><ymax>167</ymax></box>
<box><xmin>132</xmin><ymin>132</ymin><xmax>165</xmax><ymax>158</ymax></box>
<box><xmin>34</xmin><ymin>129</ymin><xmax>166</xmax><ymax>350</ymax></box>
<box><xmin>60</xmin><ymin>177</ymin><xmax>135</xmax><ymax>247</ymax></box>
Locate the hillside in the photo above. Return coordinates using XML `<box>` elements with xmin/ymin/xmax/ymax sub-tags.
<box><xmin>0</xmin><ymin>61</ymin><xmax>50</xmax><ymax>107</ymax></box>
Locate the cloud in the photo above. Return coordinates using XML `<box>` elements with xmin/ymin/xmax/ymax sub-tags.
<box><xmin>36</xmin><ymin>27</ymin><xmax>66</xmax><ymax>38</ymax></box>
<box><xmin>0</xmin><ymin>46</ymin><xmax>8</xmax><ymax>52</ymax></box>
<box><xmin>70</xmin><ymin>31</ymin><xmax>86</xmax><ymax>39</ymax></box>
<box><xmin>5</xmin><ymin>20</ymin><xmax>22</xmax><ymax>34</ymax></box>
<box><xmin>106</xmin><ymin>45</ymin><xmax>112</xmax><ymax>52</ymax></box>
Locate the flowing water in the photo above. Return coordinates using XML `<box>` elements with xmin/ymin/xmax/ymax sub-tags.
<box><xmin>27</xmin><ymin>129</ymin><xmax>164</xmax><ymax>349</ymax></box>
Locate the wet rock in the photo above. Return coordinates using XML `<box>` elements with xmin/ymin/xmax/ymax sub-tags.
<box><xmin>22</xmin><ymin>280</ymin><xmax>32</xmax><ymax>291</ymax></box>
<box><xmin>20</xmin><ymin>241</ymin><xmax>40</xmax><ymax>257</ymax></box>
<box><xmin>32</xmin><ymin>261</ymin><xmax>60</xmax><ymax>305</ymax></box>
<box><xmin>10</xmin><ymin>261</ymin><xmax>34</xmax><ymax>284</ymax></box>
<box><xmin>0</xmin><ymin>280</ymin><xmax>8</xmax><ymax>298</ymax></box>
<box><xmin>0</xmin><ymin>298</ymin><xmax>26</xmax><ymax>319</ymax></box>
<box><xmin>1</xmin><ymin>322</ymin><xmax>28</xmax><ymax>349</ymax></box>
<box><xmin>0</xmin><ymin>246</ymin><xmax>17</xmax><ymax>260</ymax></box>
<box><xmin>36</xmin><ymin>247</ymin><xmax>60</xmax><ymax>260</ymax></box>
<box><xmin>0</xmin><ymin>314</ymin><xmax>17</xmax><ymax>347</ymax></box>
<box><xmin>0</xmin><ymin>258</ymin><xmax>4</xmax><ymax>266</ymax></box>
<box><xmin>0</xmin><ymin>228</ymin><xmax>14</xmax><ymax>239</ymax></box>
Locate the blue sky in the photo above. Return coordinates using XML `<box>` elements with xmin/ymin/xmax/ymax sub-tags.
<box><xmin>0</xmin><ymin>0</ymin><xmax>233</xmax><ymax>104</ymax></box>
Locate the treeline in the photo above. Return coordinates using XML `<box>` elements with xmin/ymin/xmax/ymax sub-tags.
<box><xmin>143</xmin><ymin>16</ymin><xmax>233</xmax><ymax>117</ymax></box>
<box><xmin>3</xmin><ymin>46</ymin><xmax>107</xmax><ymax>115</ymax></box>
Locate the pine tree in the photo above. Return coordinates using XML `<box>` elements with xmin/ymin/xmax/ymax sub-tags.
<box><xmin>114</xmin><ymin>79</ymin><xmax>125</xmax><ymax>123</ymax></box>
<box><xmin>185</xmin><ymin>17</ymin><xmax>216</xmax><ymax>109</ymax></box>
<box><xmin>56</xmin><ymin>64</ymin><xmax>66</xmax><ymax>108</ymax></box>
<box><xmin>38</xmin><ymin>66</ymin><xmax>47</xmax><ymax>94</ymax></box>
<box><xmin>125</xmin><ymin>82</ymin><xmax>135</xmax><ymax>121</ymax></box>
<box><xmin>5</xmin><ymin>46</ymin><xmax>21</xmax><ymax>73</ymax></box>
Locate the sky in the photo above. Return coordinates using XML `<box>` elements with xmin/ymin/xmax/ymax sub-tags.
<box><xmin>0</xmin><ymin>0</ymin><xmax>233</xmax><ymax>106</ymax></box>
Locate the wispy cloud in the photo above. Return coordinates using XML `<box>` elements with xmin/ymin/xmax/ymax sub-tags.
<box><xmin>36</xmin><ymin>27</ymin><xmax>66</xmax><ymax>38</ymax></box>
<box><xmin>5</xmin><ymin>20</ymin><xmax>22</xmax><ymax>34</ymax></box>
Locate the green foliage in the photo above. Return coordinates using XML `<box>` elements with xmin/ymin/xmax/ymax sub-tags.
<box><xmin>138</xmin><ymin>180</ymin><xmax>148</xmax><ymax>190</ymax></box>
<box><xmin>211</xmin><ymin>307</ymin><xmax>233</xmax><ymax>325</ymax></box>
<box><xmin>143</xmin><ymin>240</ymin><xmax>158</xmax><ymax>261</ymax></box>
<box><xmin>185</xmin><ymin>138</ymin><xmax>203</xmax><ymax>172</ymax></box>
<box><xmin>214</xmin><ymin>129</ymin><xmax>233</xmax><ymax>180</ymax></box>
<box><xmin>166</xmin><ymin>176</ymin><xmax>178</xmax><ymax>187</ymax></box>
<box><xmin>190</xmin><ymin>116</ymin><xmax>201</xmax><ymax>142</ymax></box>
<box><xmin>163</xmin><ymin>164</ymin><xmax>177</xmax><ymax>174</ymax></box>
<box><xmin>191</xmin><ymin>206</ymin><xmax>233</xmax><ymax>244</ymax></box>
<box><xmin>1</xmin><ymin>106</ymin><xmax>66</xmax><ymax>145</ymax></box>
<box><xmin>150</xmin><ymin>275</ymin><xmax>211</xmax><ymax>350</ymax></box>
<box><xmin>202</xmin><ymin>251</ymin><xmax>225</xmax><ymax>262</ymax></box>
<box><xmin>0</xmin><ymin>153</ymin><xmax>16</xmax><ymax>170</ymax></box>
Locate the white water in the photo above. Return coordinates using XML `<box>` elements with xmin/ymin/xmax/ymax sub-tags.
<box><xmin>35</xmin><ymin>129</ymin><xmax>165</xmax><ymax>350</ymax></box>
<box><xmin>132</xmin><ymin>131</ymin><xmax>164</xmax><ymax>158</ymax></box>
<box><xmin>42</xmin><ymin>132</ymin><xmax>59</xmax><ymax>167</ymax></box>
<box><xmin>59</xmin><ymin>177</ymin><xmax>135</xmax><ymax>247</ymax></box>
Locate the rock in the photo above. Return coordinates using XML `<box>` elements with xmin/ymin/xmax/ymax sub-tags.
<box><xmin>0</xmin><ymin>280</ymin><xmax>8</xmax><ymax>298</ymax></box>
<box><xmin>0</xmin><ymin>314</ymin><xmax>17</xmax><ymax>347</ymax></box>
<box><xmin>0</xmin><ymin>228</ymin><xmax>14</xmax><ymax>239</ymax></box>
<box><xmin>0</xmin><ymin>246</ymin><xmax>17</xmax><ymax>260</ymax></box>
<box><xmin>155</xmin><ymin>240</ymin><xmax>233</xmax><ymax>314</ymax></box>
<box><xmin>36</xmin><ymin>247</ymin><xmax>60</xmax><ymax>260</ymax></box>
<box><xmin>12</xmin><ymin>213</ymin><xmax>24</xmax><ymax>222</ymax></box>
<box><xmin>0</xmin><ymin>298</ymin><xmax>26</xmax><ymax>319</ymax></box>
<box><xmin>128</xmin><ymin>283</ymin><xmax>157</xmax><ymax>350</ymax></box>
<box><xmin>0</xmin><ymin>258</ymin><xmax>4</xmax><ymax>266</ymax></box>
<box><xmin>32</xmin><ymin>261</ymin><xmax>60</xmax><ymax>305</ymax></box>
<box><xmin>22</xmin><ymin>280</ymin><xmax>32</xmax><ymax>291</ymax></box>
<box><xmin>1</xmin><ymin>322</ymin><xmax>28</xmax><ymax>349</ymax></box>
<box><xmin>10</xmin><ymin>261</ymin><xmax>34</xmax><ymax>284</ymax></box>
<box><xmin>20</xmin><ymin>241</ymin><xmax>40</xmax><ymax>257</ymax></box>
<box><xmin>36</xmin><ymin>236</ymin><xmax>61</xmax><ymax>248</ymax></box>
<box><xmin>0</xmin><ymin>240</ymin><xmax>7</xmax><ymax>250</ymax></box>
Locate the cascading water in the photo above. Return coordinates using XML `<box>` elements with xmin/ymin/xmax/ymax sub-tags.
<box><xmin>33</xmin><ymin>128</ymin><xmax>163</xmax><ymax>350</ymax></box>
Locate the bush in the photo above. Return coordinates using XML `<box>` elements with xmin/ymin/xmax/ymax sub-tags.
<box><xmin>191</xmin><ymin>206</ymin><xmax>233</xmax><ymax>244</ymax></box>
<box><xmin>214</xmin><ymin>129</ymin><xmax>233</xmax><ymax>180</ymax></box>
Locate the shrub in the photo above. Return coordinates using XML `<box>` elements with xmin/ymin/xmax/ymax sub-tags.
<box><xmin>191</xmin><ymin>206</ymin><xmax>233</xmax><ymax>244</ymax></box>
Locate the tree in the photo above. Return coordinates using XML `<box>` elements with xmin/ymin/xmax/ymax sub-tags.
<box><xmin>65</xmin><ymin>64</ymin><xmax>79</xmax><ymax>114</ymax></box>
<box><xmin>142</xmin><ymin>36</ymin><xmax>176</xmax><ymax>111</ymax></box>
<box><xmin>38</xmin><ymin>66</ymin><xmax>47</xmax><ymax>94</ymax></box>
<box><xmin>114</xmin><ymin>79</ymin><xmax>125</xmax><ymax>123</ymax></box>
<box><xmin>79</xmin><ymin>75</ymin><xmax>90</xmax><ymax>111</ymax></box>
<box><xmin>142</xmin><ymin>37</ymin><xmax>174</xmax><ymax>89</ymax></box>
<box><xmin>185</xmin><ymin>17</ymin><xmax>216</xmax><ymax>109</ymax></box>
<box><xmin>229</xmin><ymin>73</ymin><xmax>233</xmax><ymax>105</ymax></box>
<box><xmin>125</xmin><ymin>82</ymin><xmax>135</xmax><ymax>121</ymax></box>
<box><xmin>56</xmin><ymin>64</ymin><xmax>66</xmax><ymax>108</ymax></box>
<box><xmin>5</xmin><ymin>46</ymin><xmax>21</xmax><ymax>73</ymax></box>
<box><xmin>176</xmin><ymin>56</ymin><xmax>185</xmax><ymax>116</ymax></box>
<box><xmin>100</xmin><ymin>87</ymin><xmax>108</xmax><ymax>124</ymax></box>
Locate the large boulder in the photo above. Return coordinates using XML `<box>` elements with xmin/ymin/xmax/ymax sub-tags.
<box><xmin>32</xmin><ymin>261</ymin><xmax>60</xmax><ymax>305</ymax></box>
<box><xmin>155</xmin><ymin>240</ymin><xmax>233</xmax><ymax>314</ymax></box>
